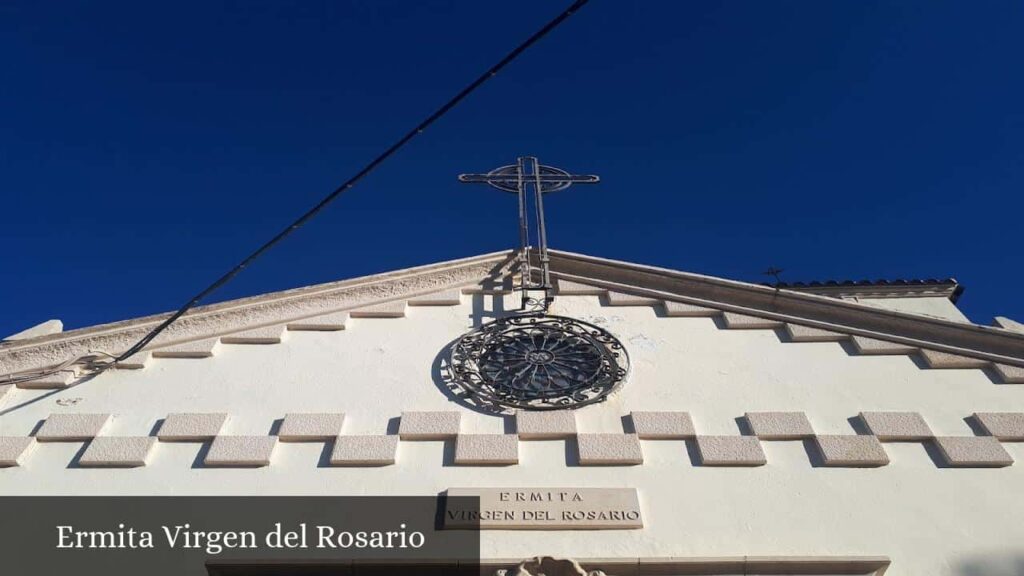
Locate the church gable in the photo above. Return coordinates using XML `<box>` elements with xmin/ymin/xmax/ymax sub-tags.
<box><xmin>1</xmin><ymin>255</ymin><xmax>1022</xmax><ymax>476</ymax></box>
<box><xmin>3</xmin><ymin>251</ymin><xmax>1024</xmax><ymax>575</ymax></box>
<box><xmin>3</xmin><ymin>249</ymin><xmax>1022</xmax><ymax>388</ymax></box>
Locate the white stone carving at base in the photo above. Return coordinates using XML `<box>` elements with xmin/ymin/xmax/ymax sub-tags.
<box><xmin>496</xmin><ymin>557</ymin><xmax>608</xmax><ymax>576</ymax></box>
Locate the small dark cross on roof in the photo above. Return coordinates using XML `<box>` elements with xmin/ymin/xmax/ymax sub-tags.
<box><xmin>762</xmin><ymin>266</ymin><xmax>785</xmax><ymax>288</ymax></box>
<box><xmin>459</xmin><ymin>156</ymin><xmax>599</xmax><ymax>310</ymax></box>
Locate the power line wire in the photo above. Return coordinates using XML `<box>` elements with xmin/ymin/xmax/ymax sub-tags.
<box><xmin>0</xmin><ymin>0</ymin><xmax>591</xmax><ymax>386</ymax></box>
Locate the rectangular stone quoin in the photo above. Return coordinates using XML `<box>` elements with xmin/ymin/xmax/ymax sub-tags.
<box><xmin>15</xmin><ymin>370</ymin><xmax>76</xmax><ymax>389</ymax></box>
<box><xmin>277</xmin><ymin>413</ymin><xmax>345</xmax><ymax>442</ymax></box>
<box><xmin>577</xmin><ymin>434</ymin><xmax>643</xmax><ymax>465</ymax></box>
<box><xmin>630</xmin><ymin>411</ymin><xmax>695</xmax><ymax>439</ymax></box>
<box><xmin>918</xmin><ymin>349</ymin><xmax>990</xmax><ymax>369</ymax></box>
<box><xmin>932</xmin><ymin>436</ymin><xmax>1013</xmax><ymax>468</ymax></box>
<box><xmin>112</xmin><ymin>352</ymin><xmax>151</xmax><ymax>370</ymax></box>
<box><xmin>78</xmin><ymin>437</ymin><xmax>157</xmax><ymax>467</ymax></box>
<box><xmin>35</xmin><ymin>413</ymin><xmax>111</xmax><ymax>441</ymax></box>
<box><xmin>398</xmin><ymin>411</ymin><xmax>460</xmax><ymax>440</ymax></box>
<box><xmin>784</xmin><ymin>324</ymin><xmax>847</xmax><ymax>343</ymax></box>
<box><xmin>151</xmin><ymin>338</ymin><xmax>220</xmax><ymax>358</ymax></box>
<box><xmin>407</xmin><ymin>288</ymin><xmax>462</xmax><ymax>306</ymax></box>
<box><xmin>0</xmin><ymin>437</ymin><xmax>36</xmax><ymax>467</ymax></box>
<box><xmin>516</xmin><ymin>410</ymin><xmax>576</xmax><ymax>440</ymax></box>
<box><xmin>859</xmin><ymin>412</ymin><xmax>933</xmax><ymax>441</ymax></box>
<box><xmin>349</xmin><ymin>302</ymin><xmax>406</xmax><ymax>318</ymax></box>
<box><xmin>695</xmin><ymin>436</ymin><xmax>767</xmax><ymax>466</ymax></box>
<box><xmin>329</xmin><ymin>435</ymin><xmax>398</xmax><ymax>466</ymax></box>
<box><xmin>814</xmin><ymin>435</ymin><xmax>890</xmax><ymax>467</ymax></box>
<box><xmin>286</xmin><ymin>311</ymin><xmax>349</xmax><ymax>331</ymax></box>
<box><xmin>220</xmin><ymin>325</ymin><xmax>286</xmax><ymax>344</ymax></box>
<box><xmin>203</xmin><ymin>436</ymin><xmax>277</xmax><ymax>467</ymax></box>
<box><xmin>605</xmin><ymin>291</ymin><xmax>659</xmax><ymax>306</ymax></box>
<box><xmin>460</xmin><ymin>277</ymin><xmax>513</xmax><ymax>295</ymax></box>
<box><xmin>0</xmin><ymin>384</ymin><xmax>13</xmax><ymax>402</ymax></box>
<box><xmin>849</xmin><ymin>336</ymin><xmax>917</xmax><ymax>356</ymax></box>
<box><xmin>157</xmin><ymin>413</ymin><xmax>228</xmax><ymax>441</ymax></box>
<box><xmin>973</xmin><ymin>412</ymin><xmax>1024</xmax><ymax>441</ymax></box>
<box><xmin>744</xmin><ymin>412</ymin><xmax>815</xmax><ymax>440</ymax></box>
<box><xmin>660</xmin><ymin>301</ymin><xmax>719</xmax><ymax>317</ymax></box>
<box><xmin>992</xmin><ymin>364</ymin><xmax>1024</xmax><ymax>384</ymax></box>
<box><xmin>453</xmin><ymin>434</ymin><xmax>518</xmax><ymax>465</ymax></box>
<box><xmin>554</xmin><ymin>279</ymin><xmax>607</xmax><ymax>296</ymax></box>
<box><xmin>721</xmin><ymin>312</ymin><xmax>783</xmax><ymax>329</ymax></box>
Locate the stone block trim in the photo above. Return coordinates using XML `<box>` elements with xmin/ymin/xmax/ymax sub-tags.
<box><xmin>349</xmin><ymin>302</ymin><xmax>406</xmax><ymax>318</ymax></box>
<box><xmin>460</xmin><ymin>285</ymin><xmax>513</xmax><ymax>296</ymax></box>
<box><xmin>407</xmin><ymin>289</ymin><xmax>462</xmax><ymax>306</ymax></box>
<box><xmin>220</xmin><ymin>325</ymin><xmax>286</xmax><ymax>344</ymax></box>
<box><xmin>286</xmin><ymin>311</ymin><xmax>349</xmax><ymax>331</ymax></box>
<box><xmin>543</xmin><ymin>286</ymin><xmax>1011</xmax><ymax>384</ymax></box>
<box><xmin>973</xmin><ymin>413</ymin><xmax>1024</xmax><ymax>441</ymax></box>
<box><xmin>661</xmin><ymin>301</ymin><xmax>719</xmax><ymax>317</ymax></box>
<box><xmin>15</xmin><ymin>370</ymin><xmax>76</xmax><ymax>389</ymax></box>
<box><xmin>933</xmin><ymin>436</ymin><xmax>1013</xmax><ymax>467</ymax></box>
<box><xmin>745</xmin><ymin>412</ymin><xmax>815</xmax><ymax>439</ymax></box>
<box><xmin>859</xmin><ymin>412</ymin><xmax>933</xmax><ymax>441</ymax></box>
<box><xmin>849</xmin><ymin>336</ymin><xmax>917</xmax><ymax>355</ymax></box>
<box><xmin>151</xmin><ymin>338</ymin><xmax>220</xmax><ymax>358</ymax></box>
<box><xmin>785</xmin><ymin>324</ymin><xmax>846</xmax><ymax>343</ymax></box>
<box><xmin>8</xmin><ymin>411</ymin><xmax>1024</xmax><ymax>470</ymax></box>
<box><xmin>329</xmin><ymin>435</ymin><xmax>398</xmax><ymax>466</ymax></box>
<box><xmin>605</xmin><ymin>291</ymin><xmax>659</xmax><ymax>307</ymax></box>
<box><xmin>112</xmin><ymin>352</ymin><xmax>151</xmax><ymax>370</ymax></box>
<box><xmin>278</xmin><ymin>413</ymin><xmax>346</xmax><ymax>442</ymax></box>
<box><xmin>157</xmin><ymin>413</ymin><xmax>228</xmax><ymax>441</ymax></box>
<box><xmin>554</xmin><ymin>279</ymin><xmax>606</xmax><ymax>295</ymax></box>
<box><xmin>0</xmin><ymin>437</ymin><xmax>35</xmax><ymax>467</ymax></box>
<box><xmin>577</xmin><ymin>434</ymin><xmax>643</xmax><ymax>465</ymax></box>
<box><xmin>919</xmin><ymin>349</ymin><xmax>991</xmax><ymax>369</ymax></box>
<box><xmin>630</xmin><ymin>411</ymin><xmax>695</xmax><ymax>439</ymax></box>
<box><xmin>79</xmin><ymin>436</ymin><xmax>156</xmax><ymax>467</ymax></box>
<box><xmin>35</xmin><ymin>413</ymin><xmax>111</xmax><ymax>441</ymax></box>
<box><xmin>814</xmin><ymin>435</ymin><xmax>889</xmax><ymax>467</ymax></box>
<box><xmin>696</xmin><ymin>436</ymin><xmax>767</xmax><ymax>466</ymax></box>
<box><xmin>204</xmin><ymin>436</ymin><xmax>277</xmax><ymax>467</ymax></box>
<box><xmin>993</xmin><ymin>364</ymin><xmax>1024</xmax><ymax>384</ymax></box>
<box><xmin>0</xmin><ymin>384</ymin><xmax>13</xmax><ymax>402</ymax></box>
<box><xmin>398</xmin><ymin>411</ymin><xmax>460</xmax><ymax>440</ymax></box>
<box><xmin>516</xmin><ymin>410</ymin><xmax>576</xmax><ymax>439</ymax></box>
<box><xmin>453</xmin><ymin>434</ymin><xmax>518</xmax><ymax>465</ymax></box>
<box><xmin>721</xmin><ymin>312</ymin><xmax>783</xmax><ymax>330</ymax></box>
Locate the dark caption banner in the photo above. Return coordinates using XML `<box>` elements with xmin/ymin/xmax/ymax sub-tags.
<box><xmin>0</xmin><ymin>496</ymin><xmax>480</xmax><ymax>575</ymax></box>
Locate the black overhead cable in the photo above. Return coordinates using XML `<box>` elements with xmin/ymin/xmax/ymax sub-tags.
<box><xmin>112</xmin><ymin>0</ymin><xmax>591</xmax><ymax>364</ymax></box>
<box><xmin>0</xmin><ymin>0</ymin><xmax>592</xmax><ymax>388</ymax></box>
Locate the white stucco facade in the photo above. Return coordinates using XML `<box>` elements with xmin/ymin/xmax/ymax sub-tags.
<box><xmin>2</xmin><ymin>251</ymin><xmax>1023</xmax><ymax>575</ymax></box>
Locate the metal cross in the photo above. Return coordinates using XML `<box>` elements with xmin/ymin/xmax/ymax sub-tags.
<box><xmin>459</xmin><ymin>156</ymin><xmax>599</xmax><ymax>309</ymax></box>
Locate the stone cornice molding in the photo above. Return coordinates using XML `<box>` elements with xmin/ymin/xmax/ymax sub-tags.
<box><xmin>0</xmin><ymin>250</ymin><xmax>516</xmax><ymax>376</ymax></box>
<box><xmin>545</xmin><ymin>250</ymin><xmax>1024</xmax><ymax>367</ymax></box>
<box><xmin>776</xmin><ymin>283</ymin><xmax>961</xmax><ymax>301</ymax></box>
<box><xmin>3</xmin><ymin>248</ymin><xmax>1022</xmax><ymax>377</ymax></box>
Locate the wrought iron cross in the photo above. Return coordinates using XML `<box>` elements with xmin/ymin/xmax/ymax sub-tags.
<box><xmin>459</xmin><ymin>156</ymin><xmax>599</xmax><ymax>309</ymax></box>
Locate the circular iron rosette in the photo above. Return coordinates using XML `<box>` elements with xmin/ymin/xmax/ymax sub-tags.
<box><xmin>448</xmin><ymin>314</ymin><xmax>629</xmax><ymax>411</ymax></box>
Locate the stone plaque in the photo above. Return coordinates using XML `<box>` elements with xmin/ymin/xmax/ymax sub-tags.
<box><xmin>444</xmin><ymin>487</ymin><xmax>643</xmax><ymax>530</ymax></box>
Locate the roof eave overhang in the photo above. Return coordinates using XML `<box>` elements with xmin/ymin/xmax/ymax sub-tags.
<box><xmin>3</xmin><ymin>248</ymin><xmax>1022</xmax><ymax>377</ymax></box>
<box><xmin>546</xmin><ymin>249</ymin><xmax>1024</xmax><ymax>366</ymax></box>
<box><xmin>0</xmin><ymin>250</ymin><xmax>517</xmax><ymax>376</ymax></box>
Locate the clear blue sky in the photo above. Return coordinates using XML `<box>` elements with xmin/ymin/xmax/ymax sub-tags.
<box><xmin>1</xmin><ymin>1</ymin><xmax>1021</xmax><ymax>336</ymax></box>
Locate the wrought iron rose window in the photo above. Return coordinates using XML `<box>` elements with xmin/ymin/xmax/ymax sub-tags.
<box><xmin>449</xmin><ymin>314</ymin><xmax>629</xmax><ymax>410</ymax></box>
